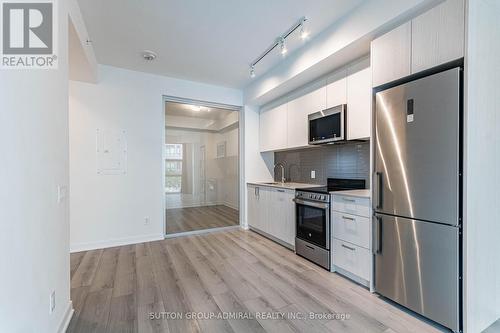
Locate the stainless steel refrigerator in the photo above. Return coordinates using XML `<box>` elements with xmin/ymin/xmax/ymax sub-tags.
<box><xmin>373</xmin><ymin>67</ymin><xmax>461</xmax><ymax>332</ymax></box>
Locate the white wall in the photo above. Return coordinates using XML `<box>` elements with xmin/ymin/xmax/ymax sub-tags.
<box><xmin>464</xmin><ymin>0</ymin><xmax>500</xmax><ymax>332</ymax></box>
<box><xmin>215</xmin><ymin>124</ymin><xmax>240</xmax><ymax>209</ymax></box>
<box><xmin>241</xmin><ymin>105</ymin><xmax>275</xmax><ymax>228</ymax></box>
<box><xmin>0</xmin><ymin>1</ymin><xmax>72</xmax><ymax>332</ymax></box>
<box><xmin>69</xmin><ymin>65</ymin><xmax>242</xmax><ymax>252</ymax></box>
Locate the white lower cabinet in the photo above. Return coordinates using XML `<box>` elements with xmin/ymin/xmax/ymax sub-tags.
<box><xmin>247</xmin><ymin>185</ymin><xmax>269</xmax><ymax>232</ymax></box>
<box><xmin>332</xmin><ymin>211</ymin><xmax>370</xmax><ymax>248</ymax></box>
<box><xmin>331</xmin><ymin>193</ymin><xmax>372</xmax><ymax>287</ymax></box>
<box><xmin>268</xmin><ymin>188</ymin><xmax>295</xmax><ymax>246</ymax></box>
<box><xmin>332</xmin><ymin>239</ymin><xmax>371</xmax><ymax>281</ymax></box>
<box><xmin>247</xmin><ymin>185</ymin><xmax>295</xmax><ymax>248</ymax></box>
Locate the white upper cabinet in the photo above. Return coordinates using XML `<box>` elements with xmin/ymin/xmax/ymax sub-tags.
<box><xmin>259</xmin><ymin>59</ymin><xmax>374</xmax><ymax>152</ymax></box>
<box><xmin>411</xmin><ymin>0</ymin><xmax>465</xmax><ymax>73</ymax></box>
<box><xmin>287</xmin><ymin>83</ymin><xmax>326</xmax><ymax>149</ymax></box>
<box><xmin>371</xmin><ymin>22</ymin><xmax>411</xmax><ymax>87</ymax></box>
<box><xmin>259</xmin><ymin>103</ymin><xmax>287</xmax><ymax>152</ymax></box>
<box><xmin>326</xmin><ymin>69</ymin><xmax>347</xmax><ymax>109</ymax></box>
<box><xmin>347</xmin><ymin>58</ymin><xmax>372</xmax><ymax>140</ymax></box>
<box><xmin>371</xmin><ymin>0</ymin><xmax>465</xmax><ymax>87</ymax></box>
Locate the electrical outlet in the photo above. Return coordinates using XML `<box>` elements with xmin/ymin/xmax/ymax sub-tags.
<box><xmin>144</xmin><ymin>217</ymin><xmax>150</xmax><ymax>225</ymax></box>
<box><xmin>49</xmin><ymin>291</ymin><xmax>56</xmax><ymax>314</ymax></box>
<box><xmin>311</xmin><ymin>170</ymin><xmax>316</xmax><ymax>179</ymax></box>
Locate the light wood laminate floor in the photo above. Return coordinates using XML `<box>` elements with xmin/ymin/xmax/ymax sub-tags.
<box><xmin>68</xmin><ymin>229</ymin><xmax>446</xmax><ymax>333</ymax></box>
<box><xmin>166</xmin><ymin>205</ymin><xmax>239</xmax><ymax>234</ymax></box>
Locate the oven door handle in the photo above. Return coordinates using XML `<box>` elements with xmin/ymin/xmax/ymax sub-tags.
<box><xmin>293</xmin><ymin>198</ymin><xmax>329</xmax><ymax>209</ymax></box>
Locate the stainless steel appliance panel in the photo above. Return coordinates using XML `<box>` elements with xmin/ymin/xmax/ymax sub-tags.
<box><xmin>374</xmin><ymin>214</ymin><xmax>459</xmax><ymax>332</ymax></box>
<box><xmin>295</xmin><ymin>237</ymin><xmax>330</xmax><ymax>270</ymax></box>
<box><xmin>295</xmin><ymin>198</ymin><xmax>330</xmax><ymax>249</ymax></box>
<box><xmin>308</xmin><ymin>104</ymin><xmax>346</xmax><ymax>145</ymax></box>
<box><xmin>374</xmin><ymin>68</ymin><xmax>460</xmax><ymax>226</ymax></box>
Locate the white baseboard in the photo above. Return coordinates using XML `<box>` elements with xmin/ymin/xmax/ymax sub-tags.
<box><xmin>220</xmin><ymin>201</ymin><xmax>239</xmax><ymax>210</ymax></box>
<box><xmin>164</xmin><ymin>225</ymin><xmax>240</xmax><ymax>239</ymax></box>
<box><xmin>166</xmin><ymin>202</ymin><xmax>219</xmax><ymax>209</ymax></box>
<box><xmin>166</xmin><ymin>201</ymin><xmax>239</xmax><ymax>210</ymax></box>
<box><xmin>332</xmin><ymin>265</ymin><xmax>370</xmax><ymax>288</ymax></box>
<box><xmin>70</xmin><ymin>234</ymin><xmax>165</xmax><ymax>253</ymax></box>
<box><xmin>58</xmin><ymin>301</ymin><xmax>74</xmax><ymax>333</ymax></box>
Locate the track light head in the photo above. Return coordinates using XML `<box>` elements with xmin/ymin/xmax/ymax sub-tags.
<box><xmin>249</xmin><ymin>65</ymin><xmax>256</xmax><ymax>78</ymax></box>
<box><xmin>299</xmin><ymin>20</ymin><xmax>309</xmax><ymax>40</ymax></box>
<box><xmin>279</xmin><ymin>37</ymin><xmax>287</xmax><ymax>56</ymax></box>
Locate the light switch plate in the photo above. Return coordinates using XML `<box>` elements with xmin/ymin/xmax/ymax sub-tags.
<box><xmin>57</xmin><ymin>186</ymin><xmax>67</xmax><ymax>203</ymax></box>
<box><xmin>49</xmin><ymin>291</ymin><xmax>56</xmax><ymax>314</ymax></box>
<box><xmin>311</xmin><ymin>170</ymin><xmax>316</xmax><ymax>179</ymax></box>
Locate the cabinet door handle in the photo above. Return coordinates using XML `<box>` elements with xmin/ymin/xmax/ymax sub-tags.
<box><xmin>373</xmin><ymin>216</ymin><xmax>382</xmax><ymax>255</ymax></box>
<box><xmin>373</xmin><ymin>172</ymin><xmax>383</xmax><ymax>209</ymax></box>
<box><xmin>277</xmin><ymin>189</ymin><xmax>285</xmax><ymax>193</ymax></box>
<box><xmin>342</xmin><ymin>197</ymin><xmax>356</xmax><ymax>203</ymax></box>
<box><xmin>341</xmin><ymin>244</ymin><xmax>356</xmax><ymax>251</ymax></box>
<box><xmin>342</xmin><ymin>215</ymin><xmax>355</xmax><ymax>221</ymax></box>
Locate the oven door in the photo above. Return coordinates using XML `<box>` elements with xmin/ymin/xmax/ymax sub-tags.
<box><xmin>308</xmin><ymin>104</ymin><xmax>346</xmax><ymax>145</ymax></box>
<box><xmin>294</xmin><ymin>198</ymin><xmax>330</xmax><ymax>249</ymax></box>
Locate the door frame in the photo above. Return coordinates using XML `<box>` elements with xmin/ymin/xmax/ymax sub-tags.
<box><xmin>162</xmin><ymin>95</ymin><xmax>243</xmax><ymax>237</ymax></box>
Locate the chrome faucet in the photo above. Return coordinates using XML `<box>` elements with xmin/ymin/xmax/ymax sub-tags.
<box><xmin>274</xmin><ymin>162</ymin><xmax>286</xmax><ymax>184</ymax></box>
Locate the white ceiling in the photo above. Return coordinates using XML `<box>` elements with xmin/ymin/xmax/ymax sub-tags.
<box><xmin>165</xmin><ymin>102</ymin><xmax>234</xmax><ymax>120</ymax></box>
<box><xmin>76</xmin><ymin>0</ymin><xmax>366</xmax><ymax>89</ymax></box>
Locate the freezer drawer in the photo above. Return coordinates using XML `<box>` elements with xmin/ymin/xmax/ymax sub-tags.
<box><xmin>374</xmin><ymin>214</ymin><xmax>459</xmax><ymax>332</ymax></box>
<box><xmin>373</xmin><ymin>67</ymin><xmax>460</xmax><ymax>226</ymax></box>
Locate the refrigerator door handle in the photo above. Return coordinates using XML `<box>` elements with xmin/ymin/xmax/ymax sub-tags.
<box><xmin>373</xmin><ymin>215</ymin><xmax>382</xmax><ymax>254</ymax></box>
<box><xmin>373</xmin><ymin>172</ymin><xmax>383</xmax><ymax>209</ymax></box>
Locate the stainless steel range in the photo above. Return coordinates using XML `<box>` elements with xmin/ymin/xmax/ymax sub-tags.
<box><xmin>294</xmin><ymin>178</ymin><xmax>366</xmax><ymax>270</ymax></box>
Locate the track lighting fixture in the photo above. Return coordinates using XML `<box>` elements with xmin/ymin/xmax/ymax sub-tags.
<box><xmin>249</xmin><ymin>16</ymin><xmax>308</xmax><ymax>78</ymax></box>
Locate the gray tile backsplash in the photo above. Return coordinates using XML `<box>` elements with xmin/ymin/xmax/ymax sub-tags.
<box><xmin>274</xmin><ymin>142</ymin><xmax>370</xmax><ymax>187</ymax></box>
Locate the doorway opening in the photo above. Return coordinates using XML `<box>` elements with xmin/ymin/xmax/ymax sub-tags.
<box><xmin>164</xmin><ymin>99</ymin><xmax>240</xmax><ymax>236</ymax></box>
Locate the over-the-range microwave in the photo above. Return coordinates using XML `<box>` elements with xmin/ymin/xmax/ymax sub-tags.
<box><xmin>308</xmin><ymin>104</ymin><xmax>347</xmax><ymax>145</ymax></box>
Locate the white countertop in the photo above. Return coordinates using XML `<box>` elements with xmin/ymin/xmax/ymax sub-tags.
<box><xmin>247</xmin><ymin>181</ymin><xmax>322</xmax><ymax>190</ymax></box>
<box><xmin>330</xmin><ymin>189</ymin><xmax>371</xmax><ymax>198</ymax></box>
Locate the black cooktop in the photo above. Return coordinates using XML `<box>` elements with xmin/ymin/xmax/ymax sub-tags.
<box><xmin>300</xmin><ymin>178</ymin><xmax>366</xmax><ymax>194</ymax></box>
